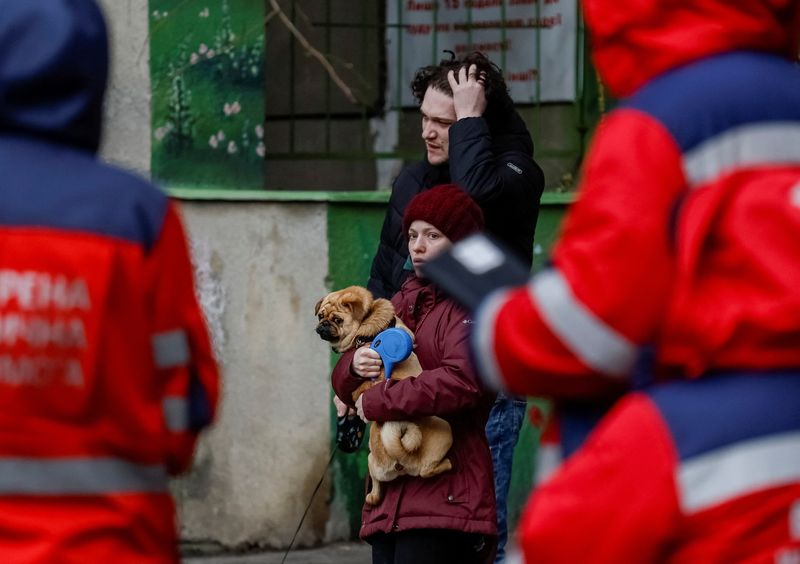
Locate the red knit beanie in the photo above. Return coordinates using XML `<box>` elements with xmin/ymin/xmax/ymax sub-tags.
<box><xmin>403</xmin><ymin>184</ymin><xmax>485</xmax><ymax>243</ymax></box>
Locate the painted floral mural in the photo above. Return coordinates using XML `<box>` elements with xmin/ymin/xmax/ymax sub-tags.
<box><xmin>150</xmin><ymin>0</ymin><xmax>265</xmax><ymax>190</ymax></box>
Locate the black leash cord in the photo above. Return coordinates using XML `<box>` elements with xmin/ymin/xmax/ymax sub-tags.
<box><xmin>280</xmin><ymin>449</ymin><xmax>338</xmax><ymax>564</ymax></box>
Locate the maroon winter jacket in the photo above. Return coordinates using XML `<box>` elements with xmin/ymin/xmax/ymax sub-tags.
<box><xmin>332</xmin><ymin>276</ymin><xmax>497</xmax><ymax>540</ymax></box>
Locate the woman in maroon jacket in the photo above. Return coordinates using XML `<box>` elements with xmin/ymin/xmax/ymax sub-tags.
<box><xmin>332</xmin><ymin>184</ymin><xmax>497</xmax><ymax>564</ymax></box>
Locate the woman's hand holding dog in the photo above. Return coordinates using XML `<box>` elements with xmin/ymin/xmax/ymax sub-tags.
<box><xmin>355</xmin><ymin>395</ymin><xmax>369</xmax><ymax>422</ymax></box>
<box><xmin>352</xmin><ymin>347</ymin><xmax>383</xmax><ymax>379</ymax></box>
<box><xmin>352</xmin><ymin>348</ymin><xmax>382</xmax><ymax>423</ymax></box>
<box><xmin>333</xmin><ymin>395</ymin><xmax>351</xmax><ymax>417</ymax></box>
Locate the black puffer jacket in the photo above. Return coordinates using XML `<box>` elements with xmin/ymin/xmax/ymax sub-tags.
<box><xmin>367</xmin><ymin>109</ymin><xmax>545</xmax><ymax>299</ymax></box>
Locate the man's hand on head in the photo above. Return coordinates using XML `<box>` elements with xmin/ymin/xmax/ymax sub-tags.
<box><xmin>448</xmin><ymin>63</ymin><xmax>487</xmax><ymax>120</ymax></box>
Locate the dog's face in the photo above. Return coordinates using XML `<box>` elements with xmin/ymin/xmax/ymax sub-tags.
<box><xmin>315</xmin><ymin>286</ymin><xmax>395</xmax><ymax>353</ymax></box>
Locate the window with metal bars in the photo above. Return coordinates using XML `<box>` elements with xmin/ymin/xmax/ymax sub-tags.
<box><xmin>149</xmin><ymin>0</ymin><xmax>605</xmax><ymax>192</ymax></box>
<box><xmin>263</xmin><ymin>0</ymin><xmax>604</xmax><ymax>192</ymax></box>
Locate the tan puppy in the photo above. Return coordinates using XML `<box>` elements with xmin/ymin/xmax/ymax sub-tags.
<box><xmin>316</xmin><ymin>286</ymin><xmax>453</xmax><ymax>505</ymax></box>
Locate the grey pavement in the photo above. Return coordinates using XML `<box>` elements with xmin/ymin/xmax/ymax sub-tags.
<box><xmin>182</xmin><ymin>541</ymin><xmax>371</xmax><ymax>564</ymax></box>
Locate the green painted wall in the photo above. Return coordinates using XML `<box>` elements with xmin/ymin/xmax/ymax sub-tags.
<box><xmin>149</xmin><ymin>0</ymin><xmax>265</xmax><ymax>190</ymax></box>
<box><xmin>327</xmin><ymin>203</ymin><xmax>387</xmax><ymax>536</ymax></box>
<box><xmin>326</xmin><ymin>199</ymin><xmax>569</xmax><ymax>538</ymax></box>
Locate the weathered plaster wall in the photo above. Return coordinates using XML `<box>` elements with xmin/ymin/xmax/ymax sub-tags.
<box><xmin>97</xmin><ymin>0</ymin><xmax>152</xmax><ymax>177</ymax></box>
<box><xmin>96</xmin><ymin>1</ymin><xmax>336</xmax><ymax>548</ymax></box>
<box><xmin>173</xmin><ymin>202</ymin><xmax>332</xmax><ymax>548</ymax></box>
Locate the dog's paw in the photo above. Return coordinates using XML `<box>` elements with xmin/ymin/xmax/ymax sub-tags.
<box><xmin>365</xmin><ymin>492</ymin><xmax>381</xmax><ymax>505</ymax></box>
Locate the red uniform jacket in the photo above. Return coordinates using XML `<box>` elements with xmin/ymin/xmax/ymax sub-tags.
<box><xmin>0</xmin><ymin>2</ymin><xmax>220</xmax><ymax>561</ymax></box>
<box><xmin>520</xmin><ymin>373</ymin><xmax>800</xmax><ymax>563</ymax></box>
<box><xmin>471</xmin><ymin>0</ymin><xmax>800</xmax><ymax>561</ymax></box>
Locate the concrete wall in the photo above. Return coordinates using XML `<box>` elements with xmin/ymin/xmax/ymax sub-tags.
<box><xmin>97</xmin><ymin>0</ymin><xmax>335</xmax><ymax>549</ymax></box>
<box><xmin>97</xmin><ymin>0</ymin><xmax>151</xmax><ymax>176</ymax></box>
<box><xmin>172</xmin><ymin>202</ymin><xmax>332</xmax><ymax>549</ymax></box>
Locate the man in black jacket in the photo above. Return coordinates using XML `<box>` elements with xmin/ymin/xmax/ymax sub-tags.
<box><xmin>366</xmin><ymin>52</ymin><xmax>545</xmax><ymax>563</ymax></box>
<box><xmin>367</xmin><ymin>52</ymin><xmax>544</xmax><ymax>299</ymax></box>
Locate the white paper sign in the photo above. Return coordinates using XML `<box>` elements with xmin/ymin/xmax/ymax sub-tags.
<box><xmin>386</xmin><ymin>0</ymin><xmax>577</xmax><ymax>105</ymax></box>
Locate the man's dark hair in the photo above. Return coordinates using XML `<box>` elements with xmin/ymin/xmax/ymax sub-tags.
<box><xmin>410</xmin><ymin>51</ymin><xmax>511</xmax><ymax>110</ymax></box>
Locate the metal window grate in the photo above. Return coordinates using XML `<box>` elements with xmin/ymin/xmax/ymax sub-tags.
<box><xmin>263</xmin><ymin>0</ymin><xmax>603</xmax><ymax>191</ymax></box>
<box><xmin>147</xmin><ymin>1</ymin><xmax>604</xmax><ymax>191</ymax></box>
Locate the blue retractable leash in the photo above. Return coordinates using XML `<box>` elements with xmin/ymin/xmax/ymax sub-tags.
<box><xmin>335</xmin><ymin>327</ymin><xmax>414</xmax><ymax>454</ymax></box>
<box><xmin>370</xmin><ymin>327</ymin><xmax>414</xmax><ymax>380</ymax></box>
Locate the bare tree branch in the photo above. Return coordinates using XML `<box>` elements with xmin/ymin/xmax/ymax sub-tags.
<box><xmin>266</xmin><ymin>0</ymin><xmax>359</xmax><ymax>105</ymax></box>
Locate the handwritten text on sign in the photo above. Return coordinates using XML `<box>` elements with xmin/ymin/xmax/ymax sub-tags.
<box><xmin>387</xmin><ymin>0</ymin><xmax>577</xmax><ymax>105</ymax></box>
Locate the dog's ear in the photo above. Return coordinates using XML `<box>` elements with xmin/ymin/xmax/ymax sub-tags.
<box><xmin>339</xmin><ymin>287</ymin><xmax>372</xmax><ymax>321</ymax></box>
<box><xmin>314</xmin><ymin>298</ymin><xmax>323</xmax><ymax>316</ymax></box>
<box><xmin>359</xmin><ymin>298</ymin><xmax>397</xmax><ymax>336</ymax></box>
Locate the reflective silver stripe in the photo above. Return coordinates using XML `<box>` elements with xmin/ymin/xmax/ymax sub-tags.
<box><xmin>152</xmin><ymin>329</ymin><xmax>190</xmax><ymax>369</ymax></box>
<box><xmin>678</xmin><ymin>431</ymin><xmax>800</xmax><ymax>514</ymax></box>
<box><xmin>163</xmin><ymin>396</ymin><xmax>189</xmax><ymax>432</ymax></box>
<box><xmin>0</xmin><ymin>458</ymin><xmax>168</xmax><ymax>495</ymax></box>
<box><xmin>530</xmin><ymin>269</ymin><xmax>636</xmax><ymax>377</ymax></box>
<box><xmin>683</xmin><ymin>122</ymin><xmax>800</xmax><ymax>188</ymax></box>
<box><xmin>472</xmin><ymin>288</ymin><xmax>513</xmax><ymax>392</ymax></box>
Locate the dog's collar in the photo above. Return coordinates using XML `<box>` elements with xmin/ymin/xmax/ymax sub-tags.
<box><xmin>353</xmin><ymin>317</ymin><xmax>397</xmax><ymax>348</ymax></box>
<box><xmin>354</xmin><ymin>336</ymin><xmax>372</xmax><ymax>348</ymax></box>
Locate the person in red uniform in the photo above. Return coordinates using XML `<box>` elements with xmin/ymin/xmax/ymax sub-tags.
<box><xmin>0</xmin><ymin>1</ymin><xmax>220</xmax><ymax>562</ymax></box>
<box><xmin>470</xmin><ymin>0</ymin><xmax>800</xmax><ymax>561</ymax></box>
